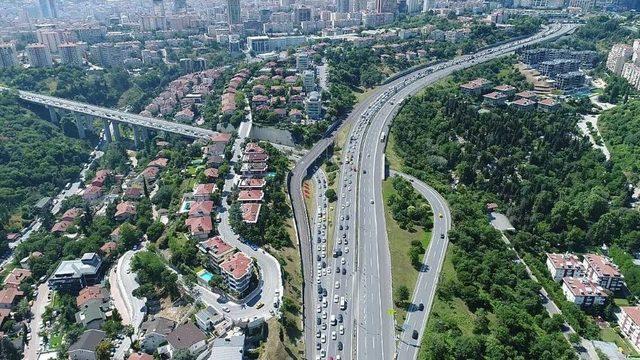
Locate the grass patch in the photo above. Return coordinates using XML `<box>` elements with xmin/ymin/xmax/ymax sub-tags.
<box><xmin>48</xmin><ymin>333</ymin><xmax>62</xmax><ymax>349</ymax></box>
<box><xmin>385</xmin><ymin>132</ymin><xmax>404</xmax><ymax>171</ymax></box>
<box><xmin>260</xmin><ymin>215</ymin><xmax>304</xmax><ymax>359</ymax></box>
<box><xmin>382</xmin><ymin>179</ymin><xmax>431</xmax><ymax>325</ymax></box>
<box><xmin>600</xmin><ymin>327</ymin><xmax>639</xmax><ymax>356</ymax></box>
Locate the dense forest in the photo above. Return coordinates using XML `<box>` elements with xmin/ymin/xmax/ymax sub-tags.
<box><xmin>0</xmin><ymin>93</ymin><xmax>90</xmax><ymax>230</ymax></box>
<box><xmin>599</xmin><ymin>99</ymin><xmax>640</xmax><ymax>180</ymax></box>
<box><xmin>388</xmin><ymin>55</ymin><xmax>640</xmax><ymax>358</ymax></box>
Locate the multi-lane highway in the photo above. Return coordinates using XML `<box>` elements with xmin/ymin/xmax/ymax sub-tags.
<box><xmin>392</xmin><ymin>172</ymin><xmax>451</xmax><ymax>360</ymax></box>
<box><xmin>0</xmin><ymin>87</ymin><xmax>216</xmax><ymax>139</ymax></box>
<box><xmin>290</xmin><ymin>22</ymin><xmax>578</xmax><ymax>360</ymax></box>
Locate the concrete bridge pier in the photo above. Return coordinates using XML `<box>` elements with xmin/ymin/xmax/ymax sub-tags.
<box><xmin>141</xmin><ymin>127</ymin><xmax>149</xmax><ymax>141</ymax></box>
<box><xmin>102</xmin><ymin>119</ymin><xmax>112</xmax><ymax>143</ymax></box>
<box><xmin>112</xmin><ymin>121</ymin><xmax>122</xmax><ymax>142</ymax></box>
<box><xmin>74</xmin><ymin>114</ymin><xmax>86</xmax><ymax>139</ymax></box>
<box><xmin>47</xmin><ymin>106</ymin><xmax>58</xmax><ymax>123</ymax></box>
<box><xmin>133</xmin><ymin>125</ymin><xmax>141</xmax><ymax>148</ymax></box>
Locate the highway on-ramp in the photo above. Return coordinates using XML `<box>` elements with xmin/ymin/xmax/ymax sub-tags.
<box><xmin>289</xmin><ymin>22</ymin><xmax>578</xmax><ymax>360</ymax></box>
<box><xmin>392</xmin><ymin>171</ymin><xmax>451</xmax><ymax>360</ymax></box>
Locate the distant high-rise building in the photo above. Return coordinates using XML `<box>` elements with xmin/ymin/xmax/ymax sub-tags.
<box><xmin>59</xmin><ymin>43</ymin><xmax>83</xmax><ymax>66</ymax></box>
<box><xmin>90</xmin><ymin>43</ymin><xmax>124</xmax><ymax>68</ymax></box>
<box><xmin>407</xmin><ymin>0</ymin><xmax>421</xmax><ymax>12</ymax></box>
<box><xmin>294</xmin><ymin>7</ymin><xmax>312</xmax><ymax>22</ymax></box>
<box><xmin>351</xmin><ymin>0</ymin><xmax>366</xmax><ymax>11</ymax></box>
<box><xmin>26</xmin><ymin>43</ymin><xmax>53</xmax><ymax>67</ymax></box>
<box><xmin>376</xmin><ymin>0</ymin><xmax>396</xmax><ymax>13</ymax></box>
<box><xmin>337</xmin><ymin>0</ymin><xmax>350</xmax><ymax>13</ymax></box>
<box><xmin>153</xmin><ymin>0</ymin><xmax>166</xmax><ymax>16</ymax></box>
<box><xmin>296</xmin><ymin>52</ymin><xmax>309</xmax><ymax>72</ymax></box>
<box><xmin>228</xmin><ymin>0</ymin><xmax>241</xmax><ymax>24</ymax></box>
<box><xmin>173</xmin><ymin>0</ymin><xmax>187</xmax><ymax>12</ymax></box>
<box><xmin>0</xmin><ymin>43</ymin><xmax>19</xmax><ymax>68</ymax></box>
<box><xmin>36</xmin><ymin>30</ymin><xmax>61</xmax><ymax>53</ymax></box>
<box><xmin>280</xmin><ymin>0</ymin><xmax>292</xmax><ymax>8</ymax></box>
<box><xmin>423</xmin><ymin>0</ymin><xmax>434</xmax><ymax>12</ymax></box>
<box><xmin>39</xmin><ymin>0</ymin><xmax>58</xmax><ymax>18</ymax></box>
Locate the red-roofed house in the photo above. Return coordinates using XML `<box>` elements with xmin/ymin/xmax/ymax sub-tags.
<box><xmin>100</xmin><ymin>241</ymin><xmax>118</xmax><ymax>257</ymax></box>
<box><xmin>460</xmin><ymin>78</ymin><xmax>492</xmax><ymax>95</ymax></box>
<box><xmin>619</xmin><ymin>306</ymin><xmax>640</xmax><ymax>351</ymax></box>
<box><xmin>515</xmin><ymin>90</ymin><xmax>537</xmax><ymax>100</ymax></box>
<box><xmin>493</xmin><ymin>84</ymin><xmax>516</xmax><ymax>96</ymax></box>
<box><xmin>185</xmin><ymin>217</ymin><xmax>213</xmax><ymax>240</ymax></box>
<box><xmin>482</xmin><ymin>91</ymin><xmax>508</xmax><ymax>106</ymax></box>
<box><xmin>241</xmin><ymin>162</ymin><xmax>268</xmax><ymax>177</ymax></box>
<box><xmin>188</xmin><ymin>201</ymin><xmax>214</xmax><ymax>218</ymax></box>
<box><xmin>142</xmin><ymin>167</ymin><xmax>160</xmax><ymax>183</ymax></box>
<box><xmin>237</xmin><ymin>190</ymin><xmax>264</xmax><ymax>202</ymax></box>
<box><xmin>546</xmin><ymin>253</ymin><xmax>584</xmax><ymax>282</ymax></box>
<box><xmin>239</xmin><ymin>178</ymin><xmax>266</xmax><ymax>189</ymax></box>
<box><xmin>210</xmin><ymin>132</ymin><xmax>232</xmax><ymax>145</ymax></box>
<box><xmin>52</xmin><ymin>220</ymin><xmax>73</xmax><ymax>234</ymax></box>
<box><xmin>4</xmin><ymin>268</ymin><xmax>31</xmax><ymax>289</ymax></box>
<box><xmin>61</xmin><ymin>208</ymin><xmax>83</xmax><ymax>222</ymax></box>
<box><xmin>0</xmin><ymin>287</ymin><xmax>24</xmax><ymax>309</ymax></box>
<box><xmin>241</xmin><ymin>203</ymin><xmax>261</xmax><ymax>224</ymax></box>
<box><xmin>220</xmin><ymin>252</ymin><xmax>254</xmax><ymax>294</ymax></box>
<box><xmin>244</xmin><ymin>143</ymin><xmax>265</xmax><ymax>154</ymax></box>
<box><xmin>243</xmin><ymin>152</ymin><xmax>269</xmax><ymax>163</ymax></box>
<box><xmin>76</xmin><ymin>285</ymin><xmax>109</xmax><ymax>308</ymax></box>
<box><xmin>538</xmin><ymin>98</ymin><xmax>559</xmax><ymax>112</ymax></box>
<box><xmin>83</xmin><ymin>185</ymin><xmax>103</xmax><ymax>202</ymax></box>
<box><xmin>197</xmin><ymin>236</ymin><xmax>235</xmax><ymax>272</ymax></box>
<box><xmin>561</xmin><ymin>277</ymin><xmax>607</xmax><ymax>307</ymax></box>
<box><xmin>193</xmin><ymin>184</ymin><xmax>217</xmax><ymax>201</ymax></box>
<box><xmin>129</xmin><ymin>352</ymin><xmax>154</xmax><ymax>360</ymax></box>
<box><xmin>91</xmin><ymin>170</ymin><xmax>111</xmax><ymax>187</ymax></box>
<box><xmin>148</xmin><ymin>158</ymin><xmax>169</xmax><ymax>168</ymax></box>
<box><xmin>511</xmin><ymin>97</ymin><xmax>536</xmax><ymax>111</ymax></box>
<box><xmin>124</xmin><ymin>187</ymin><xmax>144</xmax><ymax>200</ymax></box>
<box><xmin>583</xmin><ymin>254</ymin><xmax>624</xmax><ymax>291</ymax></box>
<box><xmin>115</xmin><ymin>201</ymin><xmax>137</xmax><ymax>221</ymax></box>
<box><xmin>204</xmin><ymin>168</ymin><xmax>219</xmax><ymax>180</ymax></box>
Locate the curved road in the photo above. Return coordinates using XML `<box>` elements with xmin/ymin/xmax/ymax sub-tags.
<box><xmin>391</xmin><ymin>172</ymin><xmax>451</xmax><ymax>360</ymax></box>
<box><xmin>290</xmin><ymin>22</ymin><xmax>578</xmax><ymax>360</ymax></box>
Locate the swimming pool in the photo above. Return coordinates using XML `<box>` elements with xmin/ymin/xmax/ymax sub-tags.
<box><xmin>197</xmin><ymin>269</ymin><xmax>214</xmax><ymax>283</ymax></box>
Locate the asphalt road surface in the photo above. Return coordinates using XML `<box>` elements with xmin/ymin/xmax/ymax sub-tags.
<box><xmin>290</xmin><ymin>22</ymin><xmax>578</xmax><ymax>360</ymax></box>
<box><xmin>392</xmin><ymin>172</ymin><xmax>451</xmax><ymax>360</ymax></box>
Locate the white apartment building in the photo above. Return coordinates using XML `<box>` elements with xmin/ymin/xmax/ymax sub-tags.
<box><xmin>607</xmin><ymin>43</ymin><xmax>633</xmax><ymax>75</ymax></box>
<box><xmin>622</xmin><ymin>62</ymin><xmax>640</xmax><ymax>90</ymax></box>
<box><xmin>619</xmin><ymin>306</ymin><xmax>640</xmax><ymax>353</ymax></box>
<box><xmin>561</xmin><ymin>277</ymin><xmax>608</xmax><ymax>307</ymax></box>
<box><xmin>37</xmin><ymin>30</ymin><xmax>61</xmax><ymax>53</ymax></box>
<box><xmin>583</xmin><ymin>253</ymin><xmax>624</xmax><ymax>292</ymax></box>
<box><xmin>545</xmin><ymin>253</ymin><xmax>585</xmax><ymax>282</ymax></box>
<box><xmin>305</xmin><ymin>91</ymin><xmax>322</xmax><ymax>120</ymax></box>
<box><xmin>220</xmin><ymin>252</ymin><xmax>254</xmax><ymax>294</ymax></box>
<box><xmin>303</xmin><ymin>69</ymin><xmax>315</xmax><ymax>93</ymax></box>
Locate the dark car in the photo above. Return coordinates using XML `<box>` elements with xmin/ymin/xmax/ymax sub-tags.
<box><xmin>317</xmin><ymin>317</ymin><xmax>321</xmax><ymax>325</ymax></box>
<box><xmin>342</xmin><ymin>268</ymin><xmax>346</xmax><ymax>275</ymax></box>
<box><xmin>322</xmin><ymin>261</ymin><xmax>326</xmax><ymax>268</ymax></box>
<box><xmin>339</xmin><ymin>225</ymin><xmax>343</xmax><ymax>230</ymax></box>
<box><xmin>323</xmin><ymin>288</ymin><xmax>328</xmax><ymax>297</ymax></box>
<box><xmin>316</xmin><ymin>343</ymin><xmax>321</xmax><ymax>350</ymax></box>
<box><xmin>440</xmin><ymin>233</ymin><xmax>445</xmax><ymax>239</ymax></box>
<box><xmin>317</xmin><ymin>255</ymin><xmax>321</xmax><ymax>262</ymax></box>
<box><xmin>418</xmin><ymin>303</ymin><xmax>424</xmax><ymax>311</ymax></box>
<box><xmin>318</xmin><ymin>285</ymin><xmax>323</xmax><ymax>294</ymax></box>
<box><xmin>336</xmin><ymin>266</ymin><xmax>341</xmax><ymax>273</ymax></box>
<box><xmin>412</xmin><ymin>330</ymin><xmax>419</xmax><ymax>340</ymax></box>
<box><xmin>338</xmin><ymin>342</ymin><xmax>343</xmax><ymax>351</ymax></box>
<box><xmin>338</xmin><ymin>314</ymin><xmax>343</xmax><ymax>323</ymax></box>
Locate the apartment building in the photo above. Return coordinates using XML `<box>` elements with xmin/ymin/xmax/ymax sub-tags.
<box><xmin>561</xmin><ymin>277</ymin><xmax>608</xmax><ymax>307</ymax></box>
<box><xmin>583</xmin><ymin>254</ymin><xmax>624</xmax><ymax>292</ymax></box>
<box><xmin>619</xmin><ymin>306</ymin><xmax>640</xmax><ymax>352</ymax></box>
<box><xmin>546</xmin><ymin>253</ymin><xmax>584</xmax><ymax>282</ymax></box>
<box><xmin>220</xmin><ymin>252</ymin><xmax>254</xmax><ymax>294</ymax></box>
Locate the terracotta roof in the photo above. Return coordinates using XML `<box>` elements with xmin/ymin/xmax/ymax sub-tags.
<box><xmin>210</xmin><ymin>132</ymin><xmax>232</xmax><ymax>144</ymax></box>
<box><xmin>115</xmin><ymin>201</ymin><xmax>137</xmax><ymax>218</ymax></box>
<box><xmin>124</xmin><ymin>187</ymin><xmax>144</xmax><ymax>198</ymax></box>
<box><xmin>515</xmin><ymin>90</ymin><xmax>537</xmax><ymax>99</ymax></box>
<box><xmin>148</xmin><ymin>158</ymin><xmax>169</xmax><ymax>168</ymax></box>
<box><xmin>584</xmin><ymin>254</ymin><xmax>622</xmax><ymax>278</ymax></box>
<box><xmin>188</xmin><ymin>201</ymin><xmax>214</xmax><ymax>217</ymax></box>
<box><xmin>512</xmin><ymin>98</ymin><xmax>536</xmax><ymax>106</ymax></box>
<box><xmin>100</xmin><ymin>241</ymin><xmax>117</xmax><ymax>255</ymax></box>
<box><xmin>128</xmin><ymin>352</ymin><xmax>154</xmax><ymax>360</ymax></box>
<box><xmin>52</xmin><ymin>220</ymin><xmax>73</xmax><ymax>233</ymax></box>
<box><xmin>546</xmin><ymin>253</ymin><xmax>583</xmax><ymax>271</ymax></box>
<box><xmin>239</xmin><ymin>178</ymin><xmax>266</xmax><ymax>189</ymax></box>
<box><xmin>204</xmin><ymin>168</ymin><xmax>219</xmax><ymax>179</ymax></box>
<box><xmin>194</xmin><ymin>183</ymin><xmax>217</xmax><ymax>197</ymax></box>
<box><xmin>243</xmin><ymin>152</ymin><xmax>269</xmax><ymax>162</ymax></box>
<box><xmin>61</xmin><ymin>208</ymin><xmax>82</xmax><ymax>221</ymax></box>
<box><xmin>460</xmin><ymin>78</ymin><xmax>491</xmax><ymax>90</ymax></box>
<box><xmin>142</xmin><ymin>166</ymin><xmax>160</xmax><ymax>180</ymax></box>
<box><xmin>237</xmin><ymin>190</ymin><xmax>264</xmax><ymax>202</ymax></box>
<box><xmin>199</xmin><ymin>236</ymin><xmax>234</xmax><ymax>257</ymax></box>
<box><xmin>241</xmin><ymin>203</ymin><xmax>261</xmax><ymax>223</ymax></box>
<box><xmin>4</xmin><ymin>268</ymin><xmax>31</xmax><ymax>288</ymax></box>
<box><xmin>244</xmin><ymin>143</ymin><xmax>265</xmax><ymax>154</ymax></box>
<box><xmin>538</xmin><ymin>98</ymin><xmax>557</xmax><ymax>106</ymax></box>
<box><xmin>483</xmin><ymin>91</ymin><xmax>508</xmax><ymax>100</ymax></box>
<box><xmin>494</xmin><ymin>84</ymin><xmax>516</xmax><ymax>92</ymax></box>
<box><xmin>562</xmin><ymin>277</ymin><xmax>607</xmax><ymax>297</ymax></box>
<box><xmin>83</xmin><ymin>185</ymin><xmax>103</xmax><ymax>198</ymax></box>
<box><xmin>185</xmin><ymin>216</ymin><xmax>213</xmax><ymax>234</ymax></box>
<box><xmin>76</xmin><ymin>285</ymin><xmax>107</xmax><ymax>307</ymax></box>
<box><xmin>622</xmin><ymin>306</ymin><xmax>640</xmax><ymax>325</ymax></box>
<box><xmin>0</xmin><ymin>287</ymin><xmax>23</xmax><ymax>306</ymax></box>
<box><xmin>220</xmin><ymin>252</ymin><xmax>253</xmax><ymax>280</ymax></box>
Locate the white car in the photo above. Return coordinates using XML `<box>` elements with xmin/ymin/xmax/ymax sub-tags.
<box><xmin>345</xmin><ymin>247</ymin><xmax>349</xmax><ymax>254</ymax></box>
<box><xmin>335</xmin><ymin>281</ymin><xmax>340</xmax><ymax>289</ymax></box>
<box><xmin>317</xmin><ymin>305</ymin><xmax>321</xmax><ymax>313</ymax></box>
<box><xmin>339</xmin><ymin>325</ymin><xmax>345</xmax><ymax>335</ymax></box>
<box><xmin>322</xmin><ymin>311</ymin><xmax>327</xmax><ymax>319</ymax></box>
<box><xmin>331</xmin><ymin>331</ymin><xmax>337</xmax><ymax>340</ymax></box>
<box><xmin>334</xmin><ymin>294</ymin><xmax>339</xmax><ymax>303</ymax></box>
<box><xmin>321</xmin><ymin>334</ymin><xmax>326</xmax><ymax>343</ymax></box>
<box><xmin>341</xmin><ymin>257</ymin><xmax>346</xmax><ymax>265</ymax></box>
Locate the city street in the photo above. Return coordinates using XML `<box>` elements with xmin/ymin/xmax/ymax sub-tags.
<box><xmin>24</xmin><ymin>283</ymin><xmax>50</xmax><ymax>360</ymax></box>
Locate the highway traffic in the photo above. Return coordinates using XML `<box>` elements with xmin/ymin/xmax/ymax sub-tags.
<box><xmin>291</xmin><ymin>22</ymin><xmax>578</xmax><ymax>360</ymax></box>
